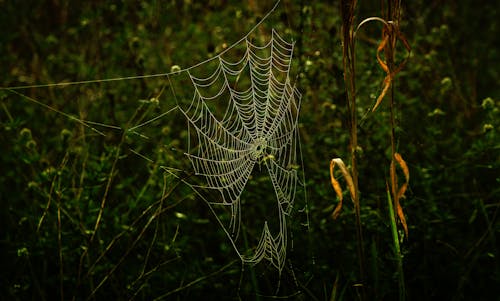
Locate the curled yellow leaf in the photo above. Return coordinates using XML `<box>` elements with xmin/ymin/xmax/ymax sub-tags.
<box><xmin>390</xmin><ymin>152</ymin><xmax>410</xmax><ymax>236</ymax></box>
<box><xmin>372</xmin><ymin>23</ymin><xmax>411</xmax><ymax>112</ymax></box>
<box><xmin>330</xmin><ymin>158</ymin><xmax>355</xmax><ymax>219</ymax></box>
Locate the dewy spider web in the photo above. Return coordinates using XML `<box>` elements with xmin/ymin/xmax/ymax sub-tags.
<box><xmin>2</xmin><ymin>0</ymin><xmax>303</xmax><ymax>274</ymax></box>
<box><xmin>178</xmin><ymin>29</ymin><xmax>302</xmax><ymax>271</ymax></box>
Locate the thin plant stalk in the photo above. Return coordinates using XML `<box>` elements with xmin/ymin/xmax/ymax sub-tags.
<box><xmin>341</xmin><ymin>0</ymin><xmax>367</xmax><ymax>297</ymax></box>
<box><xmin>386</xmin><ymin>0</ymin><xmax>399</xmax><ymax>207</ymax></box>
<box><xmin>386</xmin><ymin>184</ymin><xmax>406</xmax><ymax>300</ymax></box>
<box><xmin>385</xmin><ymin>2</ymin><xmax>407</xmax><ymax>299</ymax></box>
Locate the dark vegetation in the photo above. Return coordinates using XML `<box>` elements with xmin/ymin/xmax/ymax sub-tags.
<box><xmin>0</xmin><ymin>0</ymin><xmax>498</xmax><ymax>300</ymax></box>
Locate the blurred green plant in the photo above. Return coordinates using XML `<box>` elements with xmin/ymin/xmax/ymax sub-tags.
<box><xmin>0</xmin><ymin>1</ymin><xmax>498</xmax><ymax>300</ymax></box>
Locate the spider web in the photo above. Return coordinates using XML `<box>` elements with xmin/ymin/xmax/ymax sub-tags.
<box><xmin>1</xmin><ymin>3</ymin><xmax>304</xmax><ymax>276</ymax></box>
<box><xmin>177</xmin><ymin>29</ymin><xmax>302</xmax><ymax>271</ymax></box>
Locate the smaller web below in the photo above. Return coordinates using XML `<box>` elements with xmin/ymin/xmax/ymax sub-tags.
<box><xmin>179</xmin><ymin>29</ymin><xmax>302</xmax><ymax>271</ymax></box>
<box><xmin>2</xmin><ymin>23</ymin><xmax>303</xmax><ymax>274</ymax></box>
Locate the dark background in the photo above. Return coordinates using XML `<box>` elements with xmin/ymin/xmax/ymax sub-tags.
<box><xmin>0</xmin><ymin>0</ymin><xmax>498</xmax><ymax>300</ymax></box>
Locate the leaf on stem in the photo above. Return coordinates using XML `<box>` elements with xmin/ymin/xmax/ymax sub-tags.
<box><xmin>390</xmin><ymin>152</ymin><xmax>410</xmax><ymax>236</ymax></box>
<box><xmin>330</xmin><ymin>158</ymin><xmax>355</xmax><ymax>219</ymax></box>
<box><xmin>372</xmin><ymin>23</ymin><xmax>411</xmax><ymax>112</ymax></box>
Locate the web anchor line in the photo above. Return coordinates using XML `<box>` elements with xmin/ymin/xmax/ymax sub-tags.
<box><xmin>3</xmin><ymin>0</ymin><xmax>304</xmax><ymax>273</ymax></box>
<box><xmin>0</xmin><ymin>1</ymin><xmax>283</xmax><ymax>91</ymax></box>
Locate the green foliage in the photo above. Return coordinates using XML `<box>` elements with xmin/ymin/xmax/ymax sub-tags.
<box><xmin>0</xmin><ymin>1</ymin><xmax>498</xmax><ymax>300</ymax></box>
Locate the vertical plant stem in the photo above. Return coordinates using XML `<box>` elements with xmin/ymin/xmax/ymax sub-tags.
<box><xmin>386</xmin><ymin>184</ymin><xmax>405</xmax><ymax>300</ymax></box>
<box><xmin>387</xmin><ymin>0</ymin><xmax>398</xmax><ymax>202</ymax></box>
<box><xmin>386</xmin><ymin>2</ymin><xmax>407</xmax><ymax>299</ymax></box>
<box><xmin>53</xmin><ymin>154</ymin><xmax>69</xmax><ymax>301</ymax></box>
<box><xmin>348</xmin><ymin>32</ymin><xmax>364</xmax><ymax>274</ymax></box>
<box><xmin>341</xmin><ymin>0</ymin><xmax>366</xmax><ymax>297</ymax></box>
<box><xmin>56</xmin><ymin>180</ymin><xmax>64</xmax><ymax>301</ymax></box>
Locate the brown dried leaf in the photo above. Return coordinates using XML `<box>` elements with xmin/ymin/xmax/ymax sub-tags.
<box><xmin>376</xmin><ymin>33</ymin><xmax>390</xmax><ymax>73</ymax></box>
<box><xmin>390</xmin><ymin>152</ymin><xmax>410</xmax><ymax>236</ymax></box>
<box><xmin>372</xmin><ymin>23</ymin><xmax>411</xmax><ymax>112</ymax></box>
<box><xmin>397</xmin><ymin>30</ymin><xmax>412</xmax><ymax>56</ymax></box>
<box><xmin>330</xmin><ymin>158</ymin><xmax>355</xmax><ymax>219</ymax></box>
<box><xmin>396</xmin><ymin>203</ymin><xmax>408</xmax><ymax>237</ymax></box>
<box><xmin>394</xmin><ymin>152</ymin><xmax>410</xmax><ymax>200</ymax></box>
<box><xmin>372</xmin><ymin>26</ymin><xmax>390</xmax><ymax>112</ymax></box>
<box><xmin>330</xmin><ymin>160</ymin><xmax>343</xmax><ymax>219</ymax></box>
<box><xmin>333</xmin><ymin>158</ymin><xmax>356</xmax><ymax>201</ymax></box>
<box><xmin>373</xmin><ymin>74</ymin><xmax>392</xmax><ymax>112</ymax></box>
<box><xmin>332</xmin><ymin>200</ymin><xmax>344</xmax><ymax>220</ymax></box>
<box><xmin>330</xmin><ymin>168</ymin><xmax>343</xmax><ymax>201</ymax></box>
